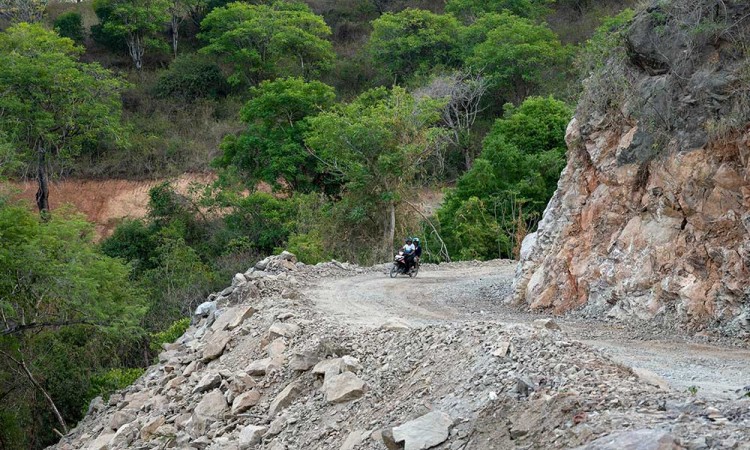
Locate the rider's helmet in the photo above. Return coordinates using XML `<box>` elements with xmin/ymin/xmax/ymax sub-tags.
<box><xmin>405</xmin><ymin>238</ymin><xmax>412</xmax><ymax>244</ymax></box>
<box><xmin>413</xmin><ymin>237</ymin><xmax>420</xmax><ymax>245</ymax></box>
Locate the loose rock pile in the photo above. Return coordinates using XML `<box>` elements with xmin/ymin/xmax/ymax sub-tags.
<box><xmin>53</xmin><ymin>253</ymin><xmax>750</xmax><ymax>450</ymax></box>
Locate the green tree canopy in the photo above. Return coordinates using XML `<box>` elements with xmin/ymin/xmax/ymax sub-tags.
<box><xmin>368</xmin><ymin>8</ymin><xmax>462</xmax><ymax>82</ymax></box>
<box><xmin>437</xmin><ymin>96</ymin><xmax>571</xmax><ymax>260</ymax></box>
<box><xmin>53</xmin><ymin>12</ymin><xmax>85</xmax><ymax>44</ymax></box>
<box><xmin>95</xmin><ymin>0</ymin><xmax>170</xmax><ymax>69</ymax></box>
<box><xmin>0</xmin><ymin>196</ymin><xmax>146</xmax><ymax>446</ymax></box>
<box><xmin>446</xmin><ymin>0</ymin><xmax>553</xmax><ymax>21</ymax></box>
<box><xmin>0</xmin><ymin>23</ymin><xmax>125</xmax><ymax>214</ymax></box>
<box><xmin>463</xmin><ymin>12</ymin><xmax>568</xmax><ymax>103</ymax></box>
<box><xmin>199</xmin><ymin>1</ymin><xmax>335</xmax><ymax>86</ymax></box>
<box><xmin>216</xmin><ymin>77</ymin><xmax>336</xmax><ymax>192</ymax></box>
<box><xmin>305</xmin><ymin>87</ymin><xmax>445</xmax><ymax>259</ymax></box>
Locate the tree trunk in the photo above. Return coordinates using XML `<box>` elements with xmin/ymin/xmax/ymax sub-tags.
<box><xmin>0</xmin><ymin>350</ymin><xmax>68</xmax><ymax>435</ymax></box>
<box><xmin>464</xmin><ymin>148</ymin><xmax>473</xmax><ymax>171</ymax></box>
<box><xmin>35</xmin><ymin>145</ymin><xmax>49</xmax><ymax>218</ymax></box>
<box><xmin>127</xmin><ymin>34</ymin><xmax>144</xmax><ymax>70</ymax></box>
<box><xmin>171</xmin><ymin>15</ymin><xmax>179</xmax><ymax>58</ymax></box>
<box><xmin>383</xmin><ymin>201</ymin><xmax>395</xmax><ymax>260</ymax></box>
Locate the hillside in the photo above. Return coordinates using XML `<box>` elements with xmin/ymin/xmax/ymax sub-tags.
<box><xmin>51</xmin><ymin>254</ymin><xmax>750</xmax><ymax>449</ymax></box>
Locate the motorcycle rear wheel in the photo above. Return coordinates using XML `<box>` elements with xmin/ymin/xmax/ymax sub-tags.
<box><xmin>389</xmin><ymin>264</ymin><xmax>398</xmax><ymax>278</ymax></box>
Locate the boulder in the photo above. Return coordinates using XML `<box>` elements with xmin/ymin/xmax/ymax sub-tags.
<box><xmin>574</xmin><ymin>429</ymin><xmax>677</xmax><ymax>450</ymax></box>
<box><xmin>323</xmin><ymin>372</ymin><xmax>367</xmax><ymax>404</ymax></box>
<box><xmin>289</xmin><ymin>352</ymin><xmax>320</xmax><ymax>372</ymax></box>
<box><xmin>268</xmin><ymin>382</ymin><xmax>302</xmax><ymax>417</ymax></box>
<box><xmin>231</xmin><ymin>389</ymin><xmax>262</xmax><ymax>414</ymax></box>
<box><xmin>110</xmin><ymin>423</ymin><xmax>138</xmax><ymax>448</ymax></box>
<box><xmin>392</xmin><ymin>411</ymin><xmax>453</xmax><ymax>450</ymax></box>
<box><xmin>341</xmin><ymin>430</ymin><xmax>367</xmax><ymax>450</ymax></box>
<box><xmin>533</xmin><ymin>319</ymin><xmax>561</xmax><ymax>331</ymax></box>
<box><xmin>193</xmin><ymin>372</ymin><xmax>222</xmax><ymax>394</ymax></box>
<box><xmin>239</xmin><ymin>425</ymin><xmax>267</xmax><ymax>449</ymax></box>
<box><xmin>268</xmin><ymin>322</ymin><xmax>300</xmax><ymax>339</ymax></box>
<box><xmin>212</xmin><ymin>305</ymin><xmax>257</xmax><ymax>332</ymax></box>
<box><xmin>140</xmin><ymin>416</ymin><xmax>165</xmax><ymax>440</ymax></box>
<box><xmin>202</xmin><ymin>331</ymin><xmax>231</xmax><ymax>362</ymax></box>
<box><xmin>108</xmin><ymin>410</ymin><xmax>136</xmax><ymax>431</ymax></box>
<box><xmin>246</xmin><ymin>358</ymin><xmax>276</xmax><ymax>376</ymax></box>
<box><xmin>632</xmin><ymin>367</ymin><xmax>671</xmax><ymax>391</ymax></box>
<box><xmin>86</xmin><ymin>433</ymin><xmax>115</xmax><ymax>450</ymax></box>
<box><xmin>194</xmin><ymin>389</ymin><xmax>228</xmax><ymax>419</ymax></box>
<box><xmin>380</xmin><ymin>318</ymin><xmax>411</xmax><ymax>332</ymax></box>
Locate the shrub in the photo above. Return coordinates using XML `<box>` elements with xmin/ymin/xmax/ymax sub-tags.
<box><xmin>149</xmin><ymin>318</ymin><xmax>191</xmax><ymax>353</ymax></box>
<box><xmin>54</xmin><ymin>12</ymin><xmax>85</xmax><ymax>44</ymax></box>
<box><xmin>87</xmin><ymin>368</ymin><xmax>145</xmax><ymax>403</ymax></box>
<box><xmin>154</xmin><ymin>54</ymin><xmax>229</xmax><ymax>101</ymax></box>
<box><xmin>284</xmin><ymin>231</ymin><xmax>329</xmax><ymax>264</ymax></box>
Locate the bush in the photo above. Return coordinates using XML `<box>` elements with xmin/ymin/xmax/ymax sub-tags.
<box><xmin>54</xmin><ymin>12</ymin><xmax>85</xmax><ymax>44</ymax></box>
<box><xmin>149</xmin><ymin>318</ymin><xmax>191</xmax><ymax>353</ymax></box>
<box><xmin>87</xmin><ymin>368</ymin><xmax>145</xmax><ymax>403</ymax></box>
<box><xmin>283</xmin><ymin>231</ymin><xmax>329</xmax><ymax>264</ymax></box>
<box><xmin>154</xmin><ymin>54</ymin><xmax>229</xmax><ymax>101</ymax></box>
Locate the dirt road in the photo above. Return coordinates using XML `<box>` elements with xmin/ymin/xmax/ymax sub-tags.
<box><xmin>308</xmin><ymin>260</ymin><xmax>750</xmax><ymax>402</ymax></box>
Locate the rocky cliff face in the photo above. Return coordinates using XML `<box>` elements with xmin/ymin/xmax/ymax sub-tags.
<box><xmin>513</xmin><ymin>0</ymin><xmax>750</xmax><ymax>335</ymax></box>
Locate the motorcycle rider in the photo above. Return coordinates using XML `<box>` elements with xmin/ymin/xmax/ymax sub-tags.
<box><xmin>413</xmin><ymin>237</ymin><xmax>422</xmax><ymax>267</ymax></box>
<box><xmin>401</xmin><ymin>238</ymin><xmax>416</xmax><ymax>272</ymax></box>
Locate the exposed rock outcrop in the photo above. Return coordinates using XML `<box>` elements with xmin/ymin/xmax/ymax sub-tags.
<box><xmin>513</xmin><ymin>0</ymin><xmax>750</xmax><ymax>335</ymax></box>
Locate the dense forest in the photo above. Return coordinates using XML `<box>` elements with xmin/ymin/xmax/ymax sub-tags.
<box><xmin>0</xmin><ymin>0</ymin><xmax>635</xmax><ymax>447</ymax></box>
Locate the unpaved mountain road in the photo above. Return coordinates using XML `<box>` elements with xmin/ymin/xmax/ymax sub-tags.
<box><xmin>309</xmin><ymin>260</ymin><xmax>750</xmax><ymax>402</ymax></box>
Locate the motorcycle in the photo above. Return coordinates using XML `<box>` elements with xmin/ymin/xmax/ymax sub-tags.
<box><xmin>390</xmin><ymin>252</ymin><xmax>419</xmax><ymax>278</ymax></box>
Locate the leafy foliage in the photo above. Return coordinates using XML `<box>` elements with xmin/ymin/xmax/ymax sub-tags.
<box><xmin>53</xmin><ymin>12</ymin><xmax>85</xmax><ymax>44</ymax></box>
<box><xmin>216</xmin><ymin>77</ymin><xmax>336</xmax><ymax>192</ymax></box>
<box><xmin>437</xmin><ymin>96</ymin><xmax>570</xmax><ymax>260</ymax></box>
<box><xmin>0</xmin><ymin>24</ymin><xmax>125</xmax><ymax>212</ymax></box>
<box><xmin>199</xmin><ymin>1</ymin><xmax>335</xmax><ymax>86</ymax></box>
<box><xmin>154</xmin><ymin>54</ymin><xmax>229</xmax><ymax>101</ymax></box>
<box><xmin>149</xmin><ymin>317</ymin><xmax>190</xmax><ymax>352</ymax></box>
<box><xmin>368</xmin><ymin>9</ymin><xmax>462</xmax><ymax>81</ymax></box>
<box><xmin>0</xmin><ymin>195</ymin><xmax>147</xmax><ymax>448</ymax></box>
<box><xmin>463</xmin><ymin>12</ymin><xmax>569</xmax><ymax>103</ymax></box>
<box><xmin>446</xmin><ymin>0</ymin><xmax>554</xmax><ymax>21</ymax></box>
<box><xmin>96</xmin><ymin>0</ymin><xmax>171</xmax><ymax>69</ymax></box>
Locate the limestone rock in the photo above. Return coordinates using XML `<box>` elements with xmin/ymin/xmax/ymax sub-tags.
<box><xmin>533</xmin><ymin>318</ymin><xmax>561</xmax><ymax>331</ymax></box>
<box><xmin>268</xmin><ymin>382</ymin><xmax>302</xmax><ymax>418</ymax></box>
<box><xmin>140</xmin><ymin>416</ymin><xmax>165</xmax><ymax>440</ymax></box>
<box><xmin>231</xmin><ymin>389</ymin><xmax>261</xmax><ymax>414</ymax></box>
<box><xmin>574</xmin><ymin>429</ymin><xmax>677</xmax><ymax>450</ymax></box>
<box><xmin>239</xmin><ymin>425</ymin><xmax>267</xmax><ymax>449</ymax></box>
<box><xmin>268</xmin><ymin>322</ymin><xmax>300</xmax><ymax>339</ymax></box>
<box><xmin>110</xmin><ymin>423</ymin><xmax>138</xmax><ymax>448</ymax></box>
<box><xmin>86</xmin><ymin>433</ymin><xmax>115</xmax><ymax>450</ymax></box>
<box><xmin>632</xmin><ymin>367</ymin><xmax>671</xmax><ymax>391</ymax></box>
<box><xmin>289</xmin><ymin>351</ymin><xmax>320</xmax><ymax>372</ymax></box>
<box><xmin>323</xmin><ymin>372</ymin><xmax>367</xmax><ymax>403</ymax></box>
<box><xmin>246</xmin><ymin>358</ymin><xmax>275</xmax><ymax>376</ymax></box>
<box><xmin>194</xmin><ymin>389</ymin><xmax>227</xmax><ymax>419</ymax></box>
<box><xmin>341</xmin><ymin>430</ymin><xmax>367</xmax><ymax>450</ymax></box>
<box><xmin>202</xmin><ymin>331</ymin><xmax>231</xmax><ymax>362</ymax></box>
<box><xmin>392</xmin><ymin>411</ymin><xmax>453</xmax><ymax>450</ymax></box>
<box><xmin>108</xmin><ymin>410</ymin><xmax>135</xmax><ymax>431</ymax></box>
<box><xmin>193</xmin><ymin>372</ymin><xmax>222</xmax><ymax>393</ymax></box>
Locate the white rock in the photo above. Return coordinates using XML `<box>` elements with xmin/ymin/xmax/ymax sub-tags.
<box><xmin>392</xmin><ymin>411</ymin><xmax>453</xmax><ymax>450</ymax></box>
<box><xmin>323</xmin><ymin>372</ymin><xmax>367</xmax><ymax>404</ymax></box>
<box><xmin>231</xmin><ymin>389</ymin><xmax>261</xmax><ymax>414</ymax></box>
<box><xmin>533</xmin><ymin>318</ymin><xmax>561</xmax><ymax>331</ymax></box>
<box><xmin>238</xmin><ymin>425</ymin><xmax>267</xmax><ymax>449</ymax></box>
<box><xmin>193</xmin><ymin>372</ymin><xmax>222</xmax><ymax>393</ymax></box>
<box><xmin>268</xmin><ymin>382</ymin><xmax>302</xmax><ymax>418</ymax></box>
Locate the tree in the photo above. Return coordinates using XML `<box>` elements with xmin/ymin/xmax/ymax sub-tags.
<box><xmin>0</xmin><ymin>197</ymin><xmax>145</xmax><ymax>447</ymax></box>
<box><xmin>305</xmin><ymin>87</ymin><xmax>446</xmax><ymax>259</ymax></box>
<box><xmin>368</xmin><ymin>9</ymin><xmax>462</xmax><ymax>82</ymax></box>
<box><xmin>414</xmin><ymin>70</ymin><xmax>489</xmax><ymax>169</ymax></box>
<box><xmin>53</xmin><ymin>12</ymin><xmax>85</xmax><ymax>44</ymax></box>
<box><xmin>445</xmin><ymin>0</ymin><xmax>553</xmax><ymax>21</ymax></box>
<box><xmin>97</xmin><ymin>0</ymin><xmax>170</xmax><ymax>70</ymax></box>
<box><xmin>463</xmin><ymin>12</ymin><xmax>568</xmax><ymax>103</ymax></box>
<box><xmin>217</xmin><ymin>77</ymin><xmax>336</xmax><ymax>192</ymax></box>
<box><xmin>0</xmin><ymin>24</ymin><xmax>125</xmax><ymax>215</ymax></box>
<box><xmin>437</xmin><ymin>96</ymin><xmax>570</xmax><ymax>260</ymax></box>
<box><xmin>199</xmin><ymin>1</ymin><xmax>335</xmax><ymax>86</ymax></box>
<box><xmin>0</xmin><ymin>0</ymin><xmax>46</xmax><ymax>23</ymax></box>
